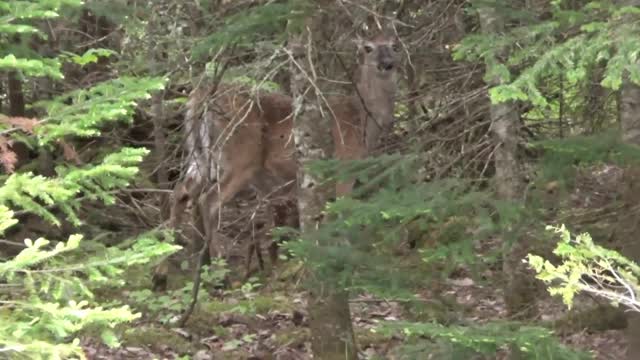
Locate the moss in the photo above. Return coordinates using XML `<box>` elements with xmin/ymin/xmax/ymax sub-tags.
<box><xmin>253</xmin><ymin>294</ymin><xmax>294</xmax><ymax>313</ymax></box>
<box><xmin>272</xmin><ymin>328</ymin><xmax>311</xmax><ymax>347</ymax></box>
<box><xmin>91</xmin><ymin>265</ymin><xmax>151</xmax><ymax>302</ymax></box>
<box><xmin>275</xmin><ymin>260</ymin><xmax>304</xmax><ymax>282</ymax></box>
<box><xmin>218</xmin><ymin>350</ymin><xmax>252</xmax><ymax>360</ymax></box>
<box><xmin>402</xmin><ymin>296</ymin><xmax>461</xmax><ymax>325</ymax></box>
<box><xmin>201</xmin><ymin>299</ymin><xmax>238</xmax><ymax>314</ymax></box>
<box><xmin>184</xmin><ymin>306</ymin><xmax>238</xmax><ymax>336</ymax></box>
<box><xmin>200</xmin><ymin>294</ymin><xmax>294</xmax><ymax>316</ymax></box>
<box><xmin>123</xmin><ymin>325</ymin><xmax>193</xmax><ymax>354</ymax></box>
<box><xmin>552</xmin><ymin>305</ymin><xmax>627</xmax><ymax>334</ymax></box>
<box><xmin>355</xmin><ymin>328</ymin><xmax>392</xmax><ymax>348</ymax></box>
<box><xmin>211</xmin><ymin>325</ymin><xmax>230</xmax><ymax>337</ymax></box>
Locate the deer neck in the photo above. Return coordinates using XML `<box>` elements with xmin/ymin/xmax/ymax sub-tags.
<box><xmin>353</xmin><ymin>70</ymin><xmax>396</xmax><ymax>151</ymax></box>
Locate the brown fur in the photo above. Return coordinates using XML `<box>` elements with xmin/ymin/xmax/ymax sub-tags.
<box><xmin>155</xmin><ymin>34</ymin><xmax>401</xmax><ymax>289</ymax></box>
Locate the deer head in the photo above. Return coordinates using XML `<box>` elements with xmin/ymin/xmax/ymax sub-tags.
<box><xmin>356</xmin><ymin>33</ymin><xmax>400</xmax><ymax>76</ymax></box>
<box><xmin>354</xmin><ymin>33</ymin><xmax>401</xmax><ymax>150</ymax></box>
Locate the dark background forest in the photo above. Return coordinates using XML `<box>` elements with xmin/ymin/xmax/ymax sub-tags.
<box><xmin>2</xmin><ymin>0</ymin><xmax>640</xmax><ymax>359</ymax></box>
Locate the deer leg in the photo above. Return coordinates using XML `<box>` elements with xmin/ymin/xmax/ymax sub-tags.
<box><xmin>244</xmin><ymin>217</ymin><xmax>262</xmax><ymax>281</ymax></box>
<box><xmin>152</xmin><ymin>177</ymin><xmax>202</xmax><ymax>292</ymax></box>
<box><xmin>199</xmin><ymin>167</ymin><xmax>258</xmax><ymax>261</ymax></box>
<box><xmin>256</xmin><ymin>238</ymin><xmax>265</xmax><ymax>270</ymax></box>
<box><xmin>245</xmin><ymin>240</ymin><xmax>256</xmax><ymax>280</ymax></box>
<box><xmin>267</xmin><ymin>202</ymin><xmax>285</xmax><ymax>264</ymax></box>
<box><xmin>243</xmin><ymin>231</ymin><xmax>265</xmax><ymax>282</ymax></box>
<box><xmin>244</xmin><ymin>193</ymin><xmax>272</xmax><ymax>280</ymax></box>
<box><xmin>169</xmin><ymin>180</ymin><xmax>191</xmax><ymax>230</ymax></box>
<box><xmin>258</xmin><ymin>201</ymin><xmax>273</xmax><ymax>270</ymax></box>
<box><xmin>269</xmin><ymin>200</ymin><xmax>300</xmax><ymax>264</ymax></box>
<box><xmin>190</xmin><ymin>169</ymin><xmax>256</xmax><ymax>290</ymax></box>
<box><xmin>192</xmin><ymin>196</ymin><xmax>209</xmax><ymax>264</ymax></box>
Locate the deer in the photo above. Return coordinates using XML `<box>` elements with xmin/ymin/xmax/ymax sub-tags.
<box><xmin>152</xmin><ymin>32</ymin><xmax>401</xmax><ymax>292</ymax></box>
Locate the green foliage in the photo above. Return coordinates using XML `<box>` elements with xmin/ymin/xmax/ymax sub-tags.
<box><xmin>0</xmin><ymin>3</ymin><xmax>166</xmax><ymax>228</ymax></box>
<box><xmin>82</xmin><ymin>0</ymin><xmax>135</xmax><ymax>26</ymax></box>
<box><xmin>0</xmin><ymin>0</ymin><xmax>83</xmax><ymax>79</ymax></box>
<box><xmin>125</xmin><ymin>267</ymin><xmax>271</xmax><ymax>326</ymax></box>
<box><xmin>527</xmin><ymin>225</ymin><xmax>640</xmax><ymax>312</ymax></box>
<box><xmin>126</xmin><ymin>261</ymin><xmax>229</xmax><ymax>324</ymax></box>
<box><xmin>0</xmin><ymin>231</ymin><xmax>178</xmax><ymax>360</ymax></box>
<box><xmin>0</xmin><ymin>147</ymin><xmax>150</xmax><ymax>226</ymax></box>
<box><xmin>378</xmin><ymin>320</ymin><xmax>591</xmax><ymax>359</ymax></box>
<box><xmin>0</xmin><ymin>1</ymin><xmax>176</xmax><ymax>357</ymax></box>
<box><xmin>0</xmin><ymin>54</ymin><xmax>62</xmax><ymax>78</ymax></box>
<box><xmin>0</xmin><ymin>74</ymin><xmax>165</xmax><ymax>227</ymax></box>
<box><xmin>534</xmin><ymin>131</ymin><xmax>640</xmax><ymax>185</ymax></box>
<box><xmin>0</xmin><ymin>205</ymin><xmax>19</xmax><ymax>233</ymax></box>
<box><xmin>227</xmin><ymin>277</ymin><xmax>263</xmax><ymax>315</ymax></box>
<box><xmin>192</xmin><ymin>1</ymin><xmax>304</xmax><ymax>59</ymax></box>
<box><xmin>228</xmin><ymin>75</ymin><xmax>282</xmax><ymax>92</ymax></box>
<box><xmin>0</xmin><ymin>0</ymin><xmax>82</xmax><ymax>36</ymax></box>
<box><xmin>59</xmin><ymin>48</ymin><xmax>117</xmax><ymax>67</ymax></box>
<box><xmin>222</xmin><ymin>334</ymin><xmax>257</xmax><ymax>352</ymax></box>
<box><xmin>287</xmin><ymin>154</ymin><xmax>509</xmax><ymax>298</ymax></box>
<box><xmin>454</xmin><ymin>1</ymin><xmax>640</xmax><ymax>108</ymax></box>
<box><xmin>35</xmin><ymin>76</ymin><xmax>166</xmax><ymax>144</ymax></box>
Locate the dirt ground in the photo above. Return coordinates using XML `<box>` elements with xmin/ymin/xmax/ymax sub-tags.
<box><xmin>81</xmin><ymin>265</ymin><xmax>628</xmax><ymax>360</ymax></box>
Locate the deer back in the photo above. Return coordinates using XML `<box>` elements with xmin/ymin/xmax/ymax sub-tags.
<box><xmin>201</xmin><ymin>84</ymin><xmax>297</xmax><ymax>198</ymax></box>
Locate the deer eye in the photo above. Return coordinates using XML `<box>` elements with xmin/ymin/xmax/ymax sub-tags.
<box><xmin>392</xmin><ymin>43</ymin><xmax>400</xmax><ymax>52</ymax></box>
<box><xmin>363</xmin><ymin>45</ymin><xmax>374</xmax><ymax>53</ymax></box>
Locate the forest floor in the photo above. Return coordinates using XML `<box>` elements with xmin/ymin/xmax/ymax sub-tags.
<box><xmin>81</xmin><ymin>167</ymin><xmax>630</xmax><ymax>359</ymax></box>
<box><xmin>81</xmin><ymin>253</ymin><xmax>627</xmax><ymax>360</ymax></box>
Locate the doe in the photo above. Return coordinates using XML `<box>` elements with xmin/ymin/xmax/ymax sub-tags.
<box><xmin>155</xmin><ymin>33</ymin><xmax>401</xmax><ymax>289</ymax></box>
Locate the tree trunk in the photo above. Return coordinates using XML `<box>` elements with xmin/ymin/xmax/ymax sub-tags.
<box><xmin>620</xmin><ymin>71</ymin><xmax>640</xmax><ymax>360</ymax></box>
<box><xmin>621</xmin><ymin>80</ymin><xmax>640</xmax><ymax>145</ymax></box>
<box><xmin>0</xmin><ymin>76</ymin><xmax>4</xmax><ymax>114</ymax></box>
<box><xmin>583</xmin><ymin>64</ymin><xmax>608</xmax><ymax>134</ymax></box>
<box><xmin>288</xmin><ymin>4</ymin><xmax>357</xmax><ymax>359</ymax></box>
<box><xmin>148</xmin><ymin>7</ymin><xmax>170</xmax><ymax>221</ymax></box>
<box><xmin>151</xmin><ymin>88</ymin><xmax>169</xmax><ymax>220</ymax></box>
<box><xmin>7</xmin><ymin>72</ymin><xmax>25</xmax><ymax>117</ymax></box>
<box><xmin>478</xmin><ymin>5</ymin><xmax>535</xmax><ymax>322</ymax></box>
<box><xmin>616</xmin><ymin>2</ymin><xmax>640</xmax><ymax>359</ymax></box>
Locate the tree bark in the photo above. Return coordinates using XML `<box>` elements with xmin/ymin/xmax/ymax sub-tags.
<box><xmin>148</xmin><ymin>6</ymin><xmax>170</xmax><ymax>221</ymax></box>
<box><xmin>620</xmin><ymin>71</ymin><xmax>640</xmax><ymax>360</ymax></box>
<box><xmin>7</xmin><ymin>72</ymin><xmax>25</xmax><ymax>117</ymax></box>
<box><xmin>0</xmin><ymin>78</ymin><xmax>3</xmax><ymax>114</ymax></box>
<box><xmin>621</xmin><ymin>80</ymin><xmax>640</xmax><ymax>145</ymax></box>
<box><xmin>478</xmin><ymin>5</ymin><xmax>535</xmax><ymax>322</ymax></box>
<box><xmin>151</xmin><ymin>88</ymin><xmax>169</xmax><ymax>220</ymax></box>
<box><xmin>288</xmin><ymin>4</ymin><xmax>357</xmax><ymax>359</ymax></box>
<box><xmin>583</xmin><ymin>64</ymin><xmax>608</xmax><ymax>134</ymax></box>
<box><xmin>616</xmin><ymin>2</ymin><xmax>640</xmax><ymax>359</ymax></box>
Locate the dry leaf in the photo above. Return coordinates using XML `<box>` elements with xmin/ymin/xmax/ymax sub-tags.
<box><xmin>448</xmin><ymin>277</ymin><xmax>475</xmax><ymax>287</ymax></box>
<box><xmin>58</xmin><ymin>140</ymin><xmax>82</xmax><ymax>165</ymax></box>
<box><xmin>0</xmin><ymin>115</ymin><xmax>39</xmax><ymax>134</ymax></box>
<box><xmin>0</xmin><ymin>136</ymin><xmax>17</xmax><ymax>173</ymax></box>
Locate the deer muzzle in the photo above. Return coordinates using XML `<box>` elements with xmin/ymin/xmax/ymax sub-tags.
<box><xmin>377</xmin><ymin>60</ymin><xmax>394</xmax><ymax>71</ymax></box>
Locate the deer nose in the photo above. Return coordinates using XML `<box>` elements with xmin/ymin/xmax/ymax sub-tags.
<box><xmin>378</xmin><ymin>61</ymin><xmax>394</xmax><ymax>71</ymax></box>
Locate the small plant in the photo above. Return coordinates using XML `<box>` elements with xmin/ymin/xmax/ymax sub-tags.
<box><xmin>0</xmin><ymin>2</ymin><xmax>175</xmax><ymax>357</ymax></box>
<box><xmin>221</xmin><ymin>333</ymin><xmax>256</xmax><ymax>351</ymax></box>
<box><xmin>527</xmin><ymin>225</ymin><xmax>640</xmax><ymax>312</ymax></box>
<box><xmin>227</xmin><ymin>277</ymin><xmax>262</xmax><ymax>315</ymax></box>
<box><xmin>239</xmin><ymin>276</ymin><xmax>262</xmax><ymax>297</ymax></box>
<box><xmin>0</xmin><ymin>230</ymin><xmax>177</xmax><ymax>359</ymax></box>
<box><xmin>377</xmin><ymin>320</ymin><xmax>591</xmax><ymax>359</ymax></box>
<box><xmin>127</xmin><ymin>260</ymin><xmax>230</xmax><ymax>324</ymax></box>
